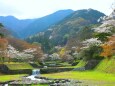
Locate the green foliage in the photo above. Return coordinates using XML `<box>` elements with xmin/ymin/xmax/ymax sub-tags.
<box><xmin>26</xmin><ymin>34</ymin><xmax>54</xmax><ymax>53</ymax></box>
<box><xmin>25</xmin><ymin>9</ymin><xmax>104</xmax><ymax>53</ymax></box>
<box><xmin>0</xmin><ymin>33</ymin><xmax>4</xmax><ymax>38</ymax></box>
<box><xmin>66</xmin><ymin>24</ymin><xmax>99</xmax><ymax>50</ymax></box>
<box><xmin>76</xmin><ymin>26</ymin><xmax>94</xmax><ymax>41</ymax></box>
<box><xmin>111</xmin><ymin>26</ymin><xmax>115</xmax><ymax>33</ymax></box>
<box><xmin>0</xmin><ymin>23</ymin><xmax>4</xmax><ymax>27</ymax></box>
<box><xmin>79</xmin><ymin>45</ymin><xmax>103</xmax><ymax>60</ymax></box>
<box><xmin>63</xmin><ymin>34</ymin><xmax>69</xmax><ymax>42</ymax></box>
<box><xmin>32</xmin><ymin>42</ymin><xmax>41</xmax><ymax>46</ymax></box>
<box><xmin>94</xmin><ymin>32</ymin><xmax>112</xmax><ymax>42</ymax></box>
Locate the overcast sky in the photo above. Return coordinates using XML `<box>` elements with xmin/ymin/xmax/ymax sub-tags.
<box><xmin>0</xmin><ymin>0</ymin><xmax>114</xmax><ymax>19</ymax></box>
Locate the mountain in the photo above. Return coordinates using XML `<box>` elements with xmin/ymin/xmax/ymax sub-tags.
<box><xmin>0</xmin><ymin>23</ymin><xmax>12</xmax><ymax>37</ymax></box>
<box><xmin>25</xmin><ymin>9</ymin><xmax>105</xmax><ymax>53</ymax></box>
<box><xmin>21</xmin><ymin>9</ymin><xmax>74</xmax><ymax>38</ymax></box>
<box><xmin>0</xmin><ymin>9</ymin><xmax>74</xmax><ymax>38</ymax></box>
<box><xmin>66</xmin><ymin>9</ymin><xmax>115</xmax><ymax>56</ymax></box>
<box><xmin>0</xmin><ymin>23</ymin><xmax>43</xmax><ymax>62</ymax></box>
<box><xmin>47</xmin><ymin>9</ymin><xmax>105</xmax><ymax>45</ymax></box>
<box><xmin>0</xmin><ymin>16</ymin><xmax>35</xmax><ymax>38</ymax></box>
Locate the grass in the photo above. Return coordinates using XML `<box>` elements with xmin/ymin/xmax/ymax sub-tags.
<box><xmin>75</xmin><ymin>60</ymin><xmax>87</xmax><ymax>67</ymax></box>
<box><xmin>0</xmin><ymin>71</ymin><xmax>115</xmax><ymax>85</ymax></box>
<box><xmin>42</xmin><ymin>71</ymin><xmax>115</xmax><ymax>85</ymax></box>
<box><xmin>42</xmin><ymin>58</ymin><xmax>115</xmax><ymax>84</ymax></box>
<box><xmin>4</xmin><ymin>62</ymin><xmax>33</xmax><ymax>70</ymax></box>
<box><xmin>0</xmin><ymin>57</ymin><xmax>115</xmax><ymax>85</ymax></box>
<box><xmin>64</xmin><ymin>60</ymin><xmax>88</xmax><ymax>68</ymax></box>
<box><xmin>0</xmin><ymin>74</ymin><xmax>27</xmax><ymax>82</ymax></box>
<box><xmin>95</xmin><ymin>57</ymin><xmax>115</xmax><ymax>73</ymax></box>
<box><xmin>42</xmin><ymin>71</ymin><xmax>115</xmax><ymax>81</ymax></box>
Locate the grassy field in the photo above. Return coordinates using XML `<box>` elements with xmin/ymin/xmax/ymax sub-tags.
<box><xmin>42</xmin><ymin>71</ymin><xmax>115</xmax><ymax>85</ymax></box>
<box><xmin>42</xmin><ymin>58</ymin><xmax>115</xmax><ymax>85</ymax></box>
<box><xmin>0</xmin><ymin>71</ymin><xmax>115</xmax><ymax>85</ymax></box>
<box><xmin>1</xmin><ymin>62</ymin><xmax>33</xmax><ymax>70</ymax></box>
<box><xmin>42</xmin><ymin>71</ymin><xmax>115</xmax><ymax>81</ymax></box>
<box><xmin>0</xmin><ymin>74</ymin><xmax>27</xmax><ymax>82</ymax></box>
<box><xmin>0</xmin><ymin>63</ymin><xmax>33</xmax><ymax>82</ymax></box>
<box><xmin>0</xmin><ymin>57</ymin><xmax>115</xmax><ymax>85</ymax></box>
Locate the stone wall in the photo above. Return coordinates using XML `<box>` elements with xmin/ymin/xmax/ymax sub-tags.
<box><xmin>40</xmin><ymin>67</ymin><xmax>73</xmax><ymax>74</ymax></box>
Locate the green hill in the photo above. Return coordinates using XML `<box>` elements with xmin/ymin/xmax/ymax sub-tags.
<box><xmin>95</xmin><ymin>56</ymin><xmax>115</xmax><ymax>73</ymax></box>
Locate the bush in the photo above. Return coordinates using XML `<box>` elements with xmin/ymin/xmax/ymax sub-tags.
<box><xmin>79</xmin><ymin>45</ymin><xmax>103</xmax><ymax>60</ymax></box>
<box><xmin>71</xmin><ymin>62</ymin><xmax>79</xmax><ymax>66</ymax></box>
<box><xmin>94</xmin><ymin>32</ymin><xmax>111</xmax><ymax>42</ymax></box>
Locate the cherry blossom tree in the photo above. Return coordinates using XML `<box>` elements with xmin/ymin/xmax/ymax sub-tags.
<box><xmin>82</xmin><ymin>38</ymin><xmax>102</xmax><ymax>49</ymax></box>
<box><xmin>49</xmin><ymin>53</ymin><xmax>61</xmax><ymax>61</ymax></box>
<box><xmin>79</xmin><ymin>38</ymin><xmax>103</xmax><ymax>60</ymax></box>
<box><xmin>7</xmin><ymin>45</ymin><xmax>35</xmax><ymax>62</ymax></box>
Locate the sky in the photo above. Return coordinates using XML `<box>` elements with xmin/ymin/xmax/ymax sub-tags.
<box><xmin>0</xmin><ymin>0</ymin><xmax>115</xmax><ymax>19</ymax></box>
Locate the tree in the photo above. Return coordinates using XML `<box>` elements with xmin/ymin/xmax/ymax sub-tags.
<box><xmin>0</xmin><ymin>33</ymin><xmax>4</xmax><ymax>38</ymax></box>
<box><xmin>7</xmin><ymin>45</ymin><xmax>35</xmax><ymax>62</ymax></box>
<box><xmin>93</xmin><ymin>24</ymin><xmax>114</xmax><ymax>42</ymax></box>
<box><xmin>82</xmin><ymin>38</ymin><xmax>102</xmax><ymax>49</ymax></box>
<box><xmin>49</xmin><ymin>53</ymin><xmax>61</xmax><ymax>61</ymax></box>
<box><xmin>101</xmin><ymin>36</ymin><xmax>115</xmax><ymax>58</ymax></box>
<box><xmin>0</xmin><ymin>23</ymin><xmax>4</xmax><ymax>27</ymax></box>
<box><xmin>79</xmin><ymin>45</ymin><xmax>103</xmax><ymax>60</ymax></box>
<box><xmin>101</xmin><ymin>44</ymin><xmax>113</xmax><ymax>58</ymax></box>
<box><xmin>79</xmin><ymin>38</ymin><xmax>103</xmax><ymax>60</ymax></box>
<box><xmin>0</xmin><ymin>37</ymin><xmax>8</xmax><ymax>62</ymax></box>
<box><xmin>94</xmin><ymin>32</ymin><xmax>111</xmax><ymax>42</ymax></box>
<box><xmin>7</xmin><ymin>38</ymin><xmax>43</xmax><ymax>62</ymax></box>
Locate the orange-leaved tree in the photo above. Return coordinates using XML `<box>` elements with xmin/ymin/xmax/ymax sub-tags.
<box><xmin>101</xmin><ymin>36</ymin><xmax>115</xmax><ymax>58</ymax></box>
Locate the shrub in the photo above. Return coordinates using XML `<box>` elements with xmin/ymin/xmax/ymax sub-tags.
<box><xmin>79</xmin><ymin>45</ymin><xmax>103</xmax><ymax>60</ymax></box>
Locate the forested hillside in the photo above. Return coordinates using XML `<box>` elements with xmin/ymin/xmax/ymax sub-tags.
<box><xmin>0</xmin><ymin>24</ymin><xmax>43</xmax><ymax>63</ymax></box>
<box><xmin>22</xmin><ymin>10</ymin><xmax>74</xmax><ymax>38</ymax></box>
<box><xmin>25</xmin><ymin>9</ymin><xmax>105</xmax><ymax>53</ymax></box>
<box><xmin>59</xmin><ymin>9</ymin><xmax>115</xmax><ymax>65</ymax></box>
